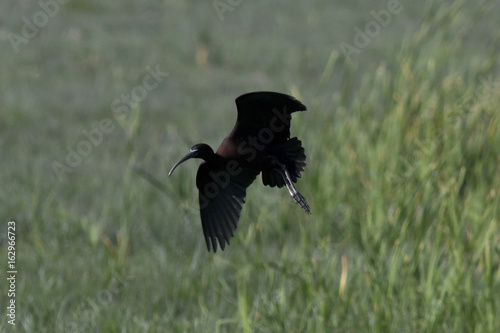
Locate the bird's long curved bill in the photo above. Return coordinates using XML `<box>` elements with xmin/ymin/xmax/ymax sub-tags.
<box><xmin>168</xmin><ymin>151</ymin><xmax>197</xmax><ymax>176</ymax></box>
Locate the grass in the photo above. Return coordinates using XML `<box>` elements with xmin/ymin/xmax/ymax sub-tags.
<box><xmin>1</xmin><ymin>0</ymin><xmax>499</xmax><ymax>332</ymax></box>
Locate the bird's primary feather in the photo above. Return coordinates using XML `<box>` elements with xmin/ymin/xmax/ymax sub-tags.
<box><xmin>197</xmin><ymin>164</ymin><xmax>259</xmax><ymax>252</ymax></box>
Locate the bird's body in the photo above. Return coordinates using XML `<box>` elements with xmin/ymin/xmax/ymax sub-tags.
<box><xmin>169</xmin><ymin>91</ymin><xmax>310</xmax><ymax>252</ymax></box>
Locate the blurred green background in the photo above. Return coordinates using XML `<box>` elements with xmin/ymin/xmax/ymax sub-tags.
<box><xmin>1</xmin><ymin>0</ymin><xmax>500</xmax><ymax>332</ymax></box>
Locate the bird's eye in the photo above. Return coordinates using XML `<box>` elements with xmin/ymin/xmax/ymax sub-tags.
<box><xmin>190</xmin><ymin>148</ymin><xmax>198</xmax><ymax>153</ymax></box>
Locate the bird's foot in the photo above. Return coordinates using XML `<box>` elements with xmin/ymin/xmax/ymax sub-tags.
<box><xmin>291</xmin><ymin>191</ymin><xmax>311</xmax><ymax>214</ymax></box>
<box><xmin>277</xmin><ymin>162</ymin><xmax>311</xmax><ymax>215</ymax></box>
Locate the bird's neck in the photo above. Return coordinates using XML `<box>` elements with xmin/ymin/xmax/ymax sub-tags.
<box><xmin>203</xmin><ymin>152</ymin><xmax>225</xmax><ymax>166</ymax></box>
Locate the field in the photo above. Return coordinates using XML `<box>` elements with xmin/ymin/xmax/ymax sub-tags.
<box><xmin>1</xmin><ymin>0</ymin><xmax>500</xmax><ymax>332</ymax></box>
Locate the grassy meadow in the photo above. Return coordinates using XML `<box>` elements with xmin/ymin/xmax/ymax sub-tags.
<box><xmin>1</xmin><ymin>0</ymin><xmax>500</xmax><ymax>332</ymax></box>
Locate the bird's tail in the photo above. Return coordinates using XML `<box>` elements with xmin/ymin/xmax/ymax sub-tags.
<box><xmin>262</xmin><ymin>137</ymin><xmax>306</xmax><ymax>188</ymax></box>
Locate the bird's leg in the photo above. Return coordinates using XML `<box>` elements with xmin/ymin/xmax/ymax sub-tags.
<box><xmin>276</xmin><ymin>162</ymin><xmax>311</xmax><ymax>214</ymax></box>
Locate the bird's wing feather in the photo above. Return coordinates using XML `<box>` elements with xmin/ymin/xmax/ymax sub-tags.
<box><xmin>233</xmin><ymin>91</ymin><xmax>307</xmax><ymax>142</ymax></box>
<box><xmin>197</xmin><ymin>164</ymin><xmax>259</xmax><ymax>252</ymax></box>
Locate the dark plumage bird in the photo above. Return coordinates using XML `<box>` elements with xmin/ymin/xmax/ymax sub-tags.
<box><xmin>169</xmin><ymin>91</ymin><xmax>310</xmax><ymax>252</ymax></box>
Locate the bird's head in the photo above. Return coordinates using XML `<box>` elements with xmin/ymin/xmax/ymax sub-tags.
<box><xmin>168</xmin><ymin>143</ymin><xmax>214</xmax><ymax>176</ymax></box>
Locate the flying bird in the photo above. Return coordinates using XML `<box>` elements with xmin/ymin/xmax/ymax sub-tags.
<box><xmin>169</xmin><ymin>91</ymin><xmax>310</xmax><ymax>252</ymax></box>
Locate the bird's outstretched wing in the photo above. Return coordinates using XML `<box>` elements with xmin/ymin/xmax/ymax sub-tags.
<box><xmin>196</xmin><ymin>163</ymin><xmax>259</xmax><ymax>252</ymax></box>
<box><xmin>232</xmin><ymin>91</ymin><xmax>307</xmax><ymax>143</ymax></box>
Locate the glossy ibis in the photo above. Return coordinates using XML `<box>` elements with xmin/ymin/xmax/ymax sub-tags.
<box><xmin>169</xmin><ymin>91</ymin><xmax>310</xmax><ymax>252</ymax></box>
